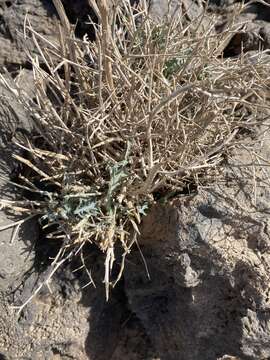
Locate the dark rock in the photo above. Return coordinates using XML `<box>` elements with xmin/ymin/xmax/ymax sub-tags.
<box><xmin>15</xmin><ymin>69</ymin><xmax>36</xmax><ymax>99</ymax></box>
<box><xmin>242</xmin><ymin>2</ymin><xmax>270</xmax><ymax>22</ymax></box>
<box><xmin>0</xmin><ymin>0</ymin><xmax>59</xmax><ymax>69</ymax></box>
<box><xmin>124</xmin><ymin>193</ymin><xmax>270</xmax><ymax>359</ymax></box>
<box><xmin>220</xmin><ymin>3</ymin><xmax>270</xmax><ymax>57</ymax></box>
<box><xmin>0</xmin><ymin>266</ymin><xmax>90</xmax><ymax>359</ymax></box>
<box><xmin>149</xmin><ymin>0</ymin><xmax>204</xmax><ymax>21</ymax></box>
<box><xmin>224</xmin><ymin>20</ymin><xmax>270</xmax><ymax>56</ymax></box>
<box><xmin>244</xmin><ymin>50</ymin><xmax>270</xmax><ymax>65</ymax></box>
<box><xmin>123</xmin><ymin>124</ymin><xmax>270</xmax><ymax>359</ymax></box>
<box><xmin>149</xmin><ymin>0</ymin><xmax>182</xmax><ymax>20</ymax></box>
<box><xmin>174</xmin><ymin>253</ymin><xmax>200</xmax><ymax>287</ymax></box>
<box><xmin>0</xmin><ymin>83</ymin><xmax>37</xmax><ymax>291</ymax></box>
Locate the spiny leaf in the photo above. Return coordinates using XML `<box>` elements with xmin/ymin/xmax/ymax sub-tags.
<box><xmin>74</xmin><ymin>199</ymin><xmax>99</xmax><ymax>218</ymax></box>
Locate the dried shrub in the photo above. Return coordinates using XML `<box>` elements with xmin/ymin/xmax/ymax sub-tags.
<box><xmin>0</xmin><ymin>0</ymin><xmax>269</xmax><ymax>305</ymax></box>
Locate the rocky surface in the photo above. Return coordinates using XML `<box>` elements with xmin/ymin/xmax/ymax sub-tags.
<box><xmin>0</xmin><ymin>83</ymin><xmax>37</xmax><ymax>291</ymax></box>
<box><xmin>0</xmin><ymin>0</ymin><xmax>270</xmax><ymax>360</ymax></box>
<box><xmin>0</xmin><ymin>0</ymin><xmax>59</xmax><ymax>73</ymax></box>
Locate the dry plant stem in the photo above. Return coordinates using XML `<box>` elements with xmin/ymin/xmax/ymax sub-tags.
<box><xmin>11</xmin><ymin>249</ymin><xmax>74</xmax><ymax>315</ymax></box>
<box><xmin>52</xmin><ymin>0</ymin><xmax>70</xmax><ymax>32</ymax></box>
<box><xmin>99</xmin><ymin>0</ymin><xmax>115</xmax><ymax>96</ymax></box>
<box><xmin>52</xmin><ymin>0</ymin><xmax>86</xmax><ymax>103</ymax></box>
<box><xmin>80</xmin><ymin>250</ymin><xmax>96</xmax><ymax>289</ymax></box>
<box><xmin>147</xmin><ymin>83</ymin><xmax>195</xmax><ymax>170</ymax></box>
<box><xmin>0</xmin><ymin>215</ymin><xmax>36</xmax><ymax>232</ymax></box>
<box><xmin>12</xmin><ymin>154</ymin><xmax>61</xmax><ymax>187</ymax></box>
<box><xmin>88</xmin><ymin>0</ymin><xmax>101</xmax><ymax>21</ymax></box>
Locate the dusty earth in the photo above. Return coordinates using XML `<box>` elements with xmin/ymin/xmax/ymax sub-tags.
<box><xmin>0</xmin><ymin>0</ymin><xmax>270</xmax><ymax>359</ymax></box>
